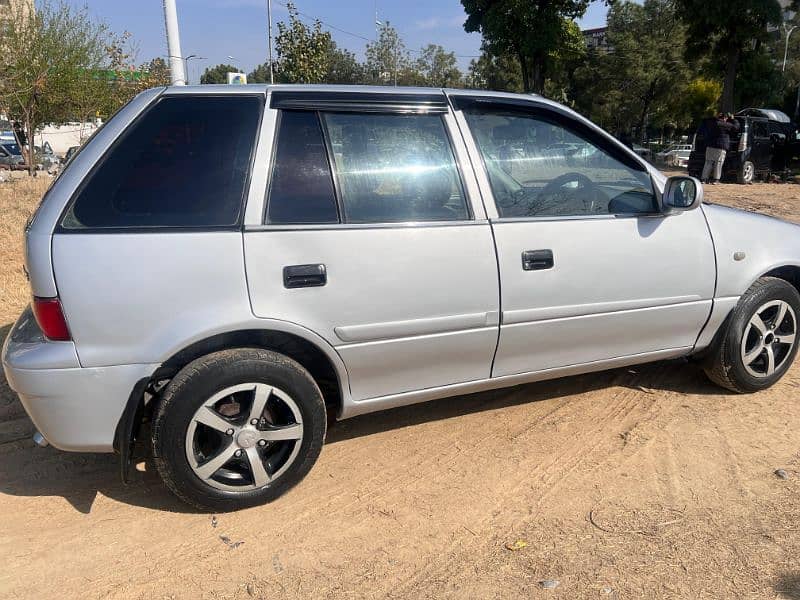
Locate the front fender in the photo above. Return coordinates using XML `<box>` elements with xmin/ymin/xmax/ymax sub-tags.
<box><xmin>702</xmin><ymin>203</ymin><xmax>800</xmax><ymax>298</ymax></box>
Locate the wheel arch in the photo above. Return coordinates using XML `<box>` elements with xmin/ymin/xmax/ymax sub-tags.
<box><xmin>149</xmin><ymin>326</ymin><xmax>351</xmax><ymax>418</ymax></box>
<box><xmin>762</xmin><ymin>265</ymin><xmax>800</xmax><ymax>296</ymax></box>
<box><xmin>114</xmin><ymin>322</ymin><xmax>350</xmax><ymax>484</ymax></box>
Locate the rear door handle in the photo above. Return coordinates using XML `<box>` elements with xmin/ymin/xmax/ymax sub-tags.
<box><xmin>283</xmin><ymin>264</ymin><xmax>327</xmax><ymax>288</ymax></box>
<box><xmin>522</xmin><ymin>249</ymin><xmax>554</xmax><ymax>271</ymax></box>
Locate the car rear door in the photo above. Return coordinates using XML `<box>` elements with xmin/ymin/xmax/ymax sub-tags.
<box><xmin>750</xmin><ymin>119</ymin><xmax>772</xmax><ymax>172</ymax></box>
<box><xmin>243</xmin><ymin>90</ymin><xmax>500</xmax><ymax>401</ymax></box>
<box><xmin>450</xmin><ymin>93</ymin><xmax>716</xmax><ymax>378</ymax></box>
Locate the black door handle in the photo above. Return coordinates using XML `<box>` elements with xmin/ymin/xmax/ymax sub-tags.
<box><xmin>283</xmin><ymin>264</ymin><xmax>327</xmax><ymax>288</ymax></box>
<box><xmin>522</xmin><ymin>249</ymin><xmax>554</xmax><ymax>271</ymax></box>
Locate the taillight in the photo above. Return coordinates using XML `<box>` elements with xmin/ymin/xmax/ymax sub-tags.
<box><xmin>739</xmin><ymin>131</ymin><xmax>747</xmax><ymax>152</ymax></box>
<box><xmin>32</xmin><ymin>296</ymin><xmax>71</xmax><ymax>341</ymax></box>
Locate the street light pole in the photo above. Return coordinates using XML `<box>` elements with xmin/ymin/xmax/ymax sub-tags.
<box><xmin>267</xmin><ymin>0</ymin><xmax>274</xmax><ymax>84</ymax></box>
<box><xmin>182</xmin><ymin>55</ymin><xmax>206</xmax><ymax>85</ymax></box>
<box><xmin>783</xmin><ymin>22</ymin><xmax>798</xmax><ymax>73</ymax></box>
<box><xmin>162</xmin><ymin>0</ymin><xmax>187</xmax><ymax>85</ymax></box>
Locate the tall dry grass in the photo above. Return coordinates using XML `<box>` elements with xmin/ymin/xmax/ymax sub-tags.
<box><xmin>0</xmin><ymin>176</ymin><xmax>51</xmax><ymax>326</ymax></box>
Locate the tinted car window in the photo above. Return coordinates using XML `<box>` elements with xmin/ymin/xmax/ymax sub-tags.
<box><xmin>62</xmin><ymin>95</ymin><xmax>261</xmax><ymax>229</ymax></box>
<box><xmin>753</xmin><ymin>121</ymin><xmax>769</xmax><ymax>139</ymax></box>
<box><xmin>321</xmin><ymin>113</ymin><xmax>468</xmax><ymax>223</ymax></box>
<box><xmin>267</xmin><ymin>111</ymin><xmax>339</xmax><ymax>224</ymax></box>
<box><xmin>464</xmin><ymin>109</ymin><xmax>656</xmax><ymax>218</ymax></box>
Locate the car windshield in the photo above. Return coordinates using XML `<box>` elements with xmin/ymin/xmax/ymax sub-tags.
<box><xmin>2</xmin><ymin>143</ymin><xmax>21</xmax><ymax>155</ymax></box>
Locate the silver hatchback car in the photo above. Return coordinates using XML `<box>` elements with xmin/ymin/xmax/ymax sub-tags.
<box><xmin>4</xmin><ymin>85</ymin><xmax>800</xmax><ymax>511</ymax></box>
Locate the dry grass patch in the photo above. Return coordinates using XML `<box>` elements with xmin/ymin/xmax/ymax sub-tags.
<box><xmin>0</xmin><ymin>176</ymin><xmax>51</xmax><ymax>325</ymax></box>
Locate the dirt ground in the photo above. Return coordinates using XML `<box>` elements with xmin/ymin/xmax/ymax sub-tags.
<box><xmin>1</xmin><ymin>176</ymin><xmax>799</xmax><ymax>599</ymax></box>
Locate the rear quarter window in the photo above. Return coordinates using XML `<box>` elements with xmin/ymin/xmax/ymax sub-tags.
<box><xmin>61</xmin><ymin>95</ymin><xmax>262</xmax><ymax>230</ymax></box>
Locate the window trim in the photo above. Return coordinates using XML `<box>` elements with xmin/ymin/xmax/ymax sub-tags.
<box><xmin>55</xmin><ymin>93</ymin><xmax>265</xmax><ymax>234</ymax></box>
<box><xmin>270</xmin><ymin>90</ymin><xmax>449</xmax><ymax>114</ymax></box>
<box><xmin>454</xmin><ymin>97</ymin><xmax>660</xmax><ymax>222</ymax></box>
<box><xmin>263</xmin><ymin>108</ymin><xmax>474</xmax><ymax>226</ymax></box>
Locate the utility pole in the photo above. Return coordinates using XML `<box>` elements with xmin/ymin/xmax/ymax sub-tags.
<box><xmin>267</xmin><ymin>0</ymin><xmax>274</xmax><ymax>84</ymax></box>
<box><xmin>162</xmin><ymin>0</ymin><xmax>187</xmax><ymax>85</ymax></box>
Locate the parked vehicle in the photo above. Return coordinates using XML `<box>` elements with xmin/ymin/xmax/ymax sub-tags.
<box><xmin>0</xmin><ymin>142</ymin><xmax>24</xmax><ymax>169</ymax></box>
<box><xmin>688</xmin><ymin>113</ymin><xmax>788</xmax><ymax>183</ymax></box>
<box><xmin>34</xmin><ymin>142</ymin><xmax>60</xmax><ymax>171</ymax></box>
<box><xmin>4</xmin><ymin>86</ymin><xmax>800</xmax><ymax>511</ymax></box>
<box><xmin>656</xmin><ymin>143</ymin><xmax>692</xmax><ymax>167</ymax></box>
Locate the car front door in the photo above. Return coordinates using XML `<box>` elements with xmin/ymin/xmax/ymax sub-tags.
<box><xmin>243</xmin><ymin>91</ymin><xmax>500</xmax><ymax>401</ymax></box>
<box><xmin>450</xmin><ymin>94</ymin><xmax>716</xmax><ymax>378</ymax></box>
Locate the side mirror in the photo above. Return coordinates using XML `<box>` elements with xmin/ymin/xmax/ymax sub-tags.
<box><xmin>662</xmin><ymin>176</ymin><xmax>702</xmax><ymax>213</ymax></box>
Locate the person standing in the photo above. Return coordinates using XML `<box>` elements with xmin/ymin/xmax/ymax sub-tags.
<box><xmin>701</xmin><ymin>113</ymin><xmax>740</xmax><ymax>184</ymax></box>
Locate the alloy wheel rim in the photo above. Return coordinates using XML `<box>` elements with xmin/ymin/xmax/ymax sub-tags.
<box><xmin>185</xmin><ymin>383</ymin><xmax>303</xmax><ymax>492</ymax></box>
<box><xmin>740</xmin><ymin>300</ymin><xmax>797</xmax><ymax>378</ymax></box>
<box><xmin>744</xmin><ymin>163</ymin><xmax>754</xmax><ymax>181</ymax></box>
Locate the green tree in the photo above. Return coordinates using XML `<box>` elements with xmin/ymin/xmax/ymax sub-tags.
<box><xmin>466</xmin><ymin>47</ymin><xmax>523</xmax><ymax>91</ymax></box>
<box><xmin>0</xmin><ymin>0</ymin><xmax>109</xmax><ymax>173</ymax></box>
<box><xmin>543</xmin><ymin>19</ymin><xmax>587</xmax><ymax>104</ymax></box>
<box><xmin>200</xmin><ymin>63</ymin><xmax>238</xmax><ymax>84</ymax></box>
<box><xmin>415</xmin><ymin>44</ymin><xmax>462</xmax><ymax>87</ymax></box>
<box><xmin>461</xmin><ymin>0</ymin><xmax>593</xmax><ymax>93</ymax></box>
<box><xmin>365</xmin><ymin>22</ymin><xmax>409</xmax><ymax>84</ymax></box>
<box><xmin>248</xmin><ymin>62</ymin><xmax>273</xmax><ymax>83</ymax></box>
<box><xmin>676</xmin><ymin>0</ymin><xmax>782</xmax><ymax>112</ymax></box>
<box><xmin>274</xmin><ymin>2</ymin><xmax>333</xmax><ymax>83</ymax></box>
<box><xmin>575</xmin><ymin>0</ymin><xmax>690</xmax><ymax>138</ymax></box>
<box><xmin>141</xmin><ymin>57</ymin><xmax>171</xmax><ymax>88</ymax></box>
<box><xmin>681</xmin><ymin>78</ymin><xmax>722</xmax><ymax>125</ymax></box>
<box><xmin>325</xmin><ymin>44</ymin><xmax>365</xmax><ymax>84</ymax></box>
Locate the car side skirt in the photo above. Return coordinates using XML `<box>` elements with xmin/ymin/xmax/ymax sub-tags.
<box><xmin>340</xmin><ymin>346</ymin><xmax>692</xmax><ymax>419</ymax></box>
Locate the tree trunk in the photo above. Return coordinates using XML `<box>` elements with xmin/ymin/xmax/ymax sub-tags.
<box><xmin>518</xmin><ymin>51</ymin><xmax>532</xmax><ymax>93</ymax></box>
<box><xmin>531</xmin><ymin>58</ymin><xmax>544</xmax><ymax>95</ymax></box>
<box><xmin>24</xmin><ymin>116</ymin><xmax>34</xmax><ymax>176</ymax></box>
<box><xmin>720</xmin><ymin>46</ymin><xmax>739</xmax><ymax>113</ymax></box>
<box><xmin>637</xmin><ymin>81</ymin><xmax>657</xmax><ymax>144</ymax></box>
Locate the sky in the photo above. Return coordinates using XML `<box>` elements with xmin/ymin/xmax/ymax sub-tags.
<box><xmin>61</xmin><ymin>0</ymin><xmax>611</xmax><ymax>84</ymax></box>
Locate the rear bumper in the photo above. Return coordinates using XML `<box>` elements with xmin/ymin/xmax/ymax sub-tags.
<box><xmin>2</xmin><ymin>308</ymin><xmax>156</xmax><ymax>452</ymax></box>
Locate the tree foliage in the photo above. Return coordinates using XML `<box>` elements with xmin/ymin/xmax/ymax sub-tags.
<box><xmin>676</xmin><ymin>0</ymin><xmax>782</xmax><ymax>112</ymax></box>
<box><xmin>325</xmin><ymin>45</ymin><xmax>365</xmax><ymax>84</ymax></box>
<box><xmin>461</xmin><ymin>0</ymin><xmax>593</xmax><ymax>93</ymax></box>
<box><xmin>365</xmin><ymin>22</ymin><xmax>409</xmax><ymax>84</ymax></box>
<box><xmin>0</xmin><ymin>0</ymin><xmax>110</xmax><ymax>172</ymax></box>
<box><xmin>200</xmin><ymin>63</ymin><xmax>239</xmax><ymax>84</ymax></box>
<box><xmin>573</xmin><ymin>0</ymin><xmax>691</xmax><ymax>137</ymax></box>
<box><xmin>415</xmin><ymin>44</ymin><xmax>462</xmax><ymax>87</ymax></box>
<box><xmin>467</xmin><ymin>47</ymin><xmax>523</xmax><ymax>91</ymax></box>
<box><xmin>681</xmin><ymin>78</ymin><xmax>722</xmax><ymax>124</ymax></box>
<box><xmin>273</xmin><ymin>2</ymin><xmax>332</xmax><ymax>84</ymax></box>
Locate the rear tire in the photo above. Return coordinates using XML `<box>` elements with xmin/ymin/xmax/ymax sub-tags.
<box><xmin>152</xmin><ymin>348</ymin><xmax>326</xmax><ymax>511</ymax></box>
<box><xmin>737</xmin><ymin>160</ymin><xmax>754</xmax><ymax>184</ymax></box>
<box><xmin>704</xmin><ymin>277</ymin><xmax>800</xmax><ymax>393</ymax></box>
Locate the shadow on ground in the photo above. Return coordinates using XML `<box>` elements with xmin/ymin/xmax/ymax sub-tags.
<box><xmin>776</xmin><ymin>573</ymin><xmax>800</xmax><ymax>600</ymax></box>
<box><xmin>0</xmin><ymin>352</ymin><xmax>721</xmax><ymax>514</ymax></box>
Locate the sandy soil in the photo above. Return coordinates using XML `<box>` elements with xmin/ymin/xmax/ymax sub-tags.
<box><xmin>1</xmin><ymin>177</ymin><xmax>799</xmax><ymax>599</ymax></box>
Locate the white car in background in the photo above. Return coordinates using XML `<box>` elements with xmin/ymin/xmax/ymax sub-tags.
<box><xmin>657</xmin><ymin>143</ymin><xmax>693</xmax><ymax>167</ymax></box>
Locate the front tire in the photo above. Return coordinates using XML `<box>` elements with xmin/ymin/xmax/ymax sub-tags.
<box><xmin>152</xmin><ymin>348</ymin><xmax>326</xmax><ymax>511</ymax></box>
<box><xmin>704</xmin><ymin>277</ymin><xmax>800</xmax><ymax>393</ymax></box>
